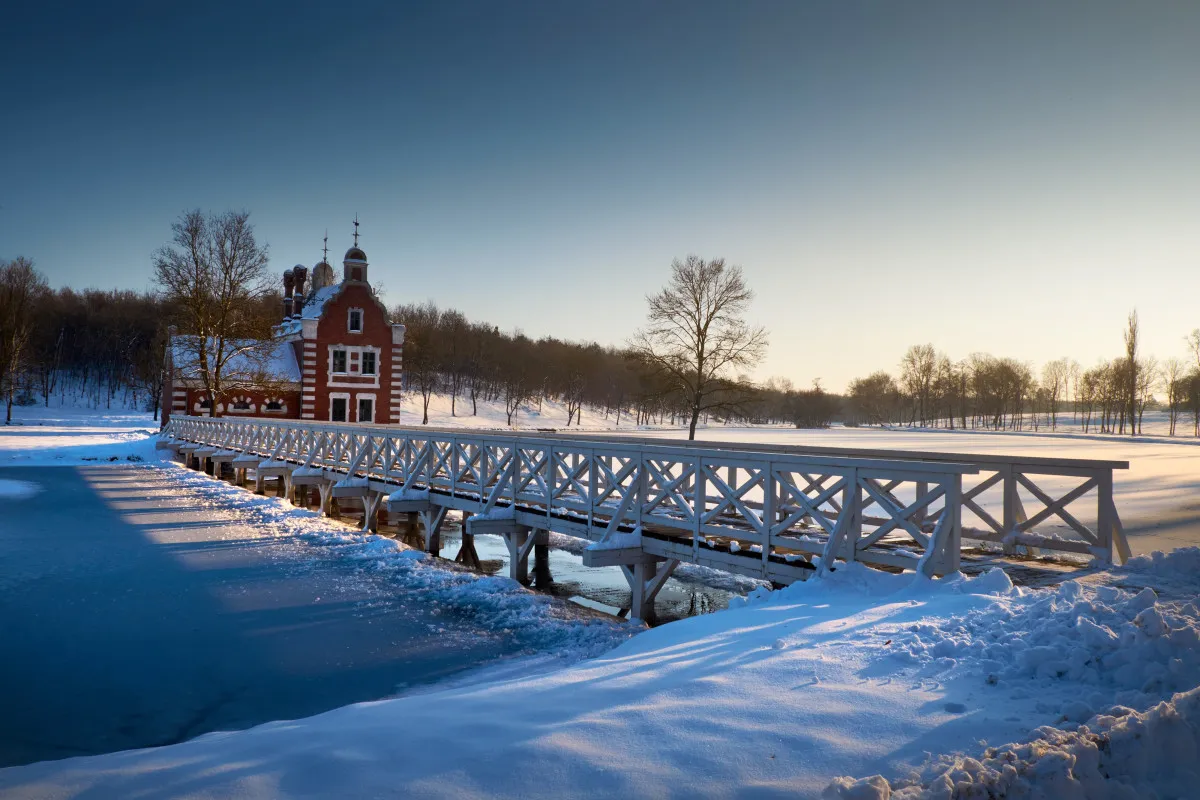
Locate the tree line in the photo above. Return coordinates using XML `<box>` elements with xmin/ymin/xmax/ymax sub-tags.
<box><xmin>10</xmin><ymin>210</ymin><xmax>1196</xmax><ymax>439</ymax></box>
<box><xmin>844</xmin><ymin>312</ymin><xmax>1200</xmax><ymax>437</ymax></box>
<box><xmin>0</xmin><ymin>260</ymin><xmax>172</xmax><ymax>421</ymax></box>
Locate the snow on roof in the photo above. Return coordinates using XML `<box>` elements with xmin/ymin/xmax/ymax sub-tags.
<box><xmin>301</xmin><ymin>284</ymin><xmax>343</xmax><ymax>320</ymax></box>
<box><xmin>170</xmin><ymin>335</ymin><xmax>301</xmax><ymax>384</ymax></box>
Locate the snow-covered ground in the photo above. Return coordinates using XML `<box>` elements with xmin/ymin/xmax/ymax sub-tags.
<box><xmin>2</xmin><ymin>552</ymin><xmax>1196</xmax><ymax>798</ymax></box>
<box><xmin>3</xmin><ymin>400</ymin><xmax>1199</xmax><ymax>797</ymax></box>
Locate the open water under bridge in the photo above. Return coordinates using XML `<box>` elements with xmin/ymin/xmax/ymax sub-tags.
<box><xmin>160</xmin><ymin>417</ymin><xmax>1130</xmax><ymax>618</ymax></box>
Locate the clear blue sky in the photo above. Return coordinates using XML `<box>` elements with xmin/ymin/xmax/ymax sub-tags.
<box><xmin>3</xmin><ymin>1</ymin><xmax>1198</xmax><ymax>391</ymax></box>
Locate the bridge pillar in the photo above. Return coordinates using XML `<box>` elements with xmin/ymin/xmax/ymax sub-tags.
<box><xmin>316</xmin><ymin>482</ymin><xmax>333</xmax><ymax>516</ymax></box>
<box><xmin>455</xmin><ymin>533</ymin><xmax>482</xmax><ymax>569</ymax></box>
<box><xmin>622</xmin><ymin>558</ymin><xmax>679</xmax><ymax>622</ymax></box>
<box><xmin>455</xmin><ymin>513</ymin><xmax>483</xmax><ymax>570</ymax></box>
<box><xmin>533</xmin><ymin>534</ymin><xmax>552</xmax><ymax>588</ymax></box>
<box><xmin>501</xmin><ymin>525</ymin><xmax>542</xmax><ymax>585</ymax></box>
<box><xmin>417</xmin><ymin>506</ymin><xmax>449</xmax><ymax>554</ymax></box>
<box><xmin>361</xmin><ymin>492</ymin><xmax>383</xmax><ymax>533</ymax></box>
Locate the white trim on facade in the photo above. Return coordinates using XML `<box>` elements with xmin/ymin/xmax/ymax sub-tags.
<box><xmin>327</xmin><ymin>344</ymin><xmax>381</xmax><ymax>389</ymax></box>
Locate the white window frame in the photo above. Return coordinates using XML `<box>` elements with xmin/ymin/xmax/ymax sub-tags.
<box><xmin>327</xmin><ymin>344</ymin><xmax>381</xmax><ymax>389</ymax></box>
<box><xmin>329</xmin><ymin>392</ymin><xmax>351</xmax><ymax>423</ymax></box>
<box><xmin>355</xmin><ymin>392</ymin><xmax>376</xmax><ymax>424</ymax></box>
<box><xmin>348</xmin><ymin>307</ymin><xmax>364</xmax><ymax>334</ymax></box>
<box><xmin>331</xmin><ymin>348</ymin><xmax>348</xmax><ymax>374</ymax></box>
<box><xmin>360</xmin><ymin>349</ymin><xmax>377</xmax><ymax>376</ymax></box>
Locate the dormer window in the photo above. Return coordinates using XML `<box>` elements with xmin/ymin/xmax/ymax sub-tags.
<box><xmin>348</xmin><ymin>308</ymin><xmax>363</xmax><ymax>333</ymax></box>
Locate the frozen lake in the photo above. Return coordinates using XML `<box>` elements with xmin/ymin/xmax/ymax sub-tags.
<box><xmin>0</xmin><ymin>465</ymin><xmax>592</xmax><ymax>768</ymax></box>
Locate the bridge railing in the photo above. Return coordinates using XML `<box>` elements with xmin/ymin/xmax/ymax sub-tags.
<box><xmin>530</xmin><ymin>430</ymin><xmax>1133</xmax><ymax>564</ymax></box>
<box><xmin>165</xmin><ymin>416</ymin><xmax>984</xmax><ymax>578</ymax></box>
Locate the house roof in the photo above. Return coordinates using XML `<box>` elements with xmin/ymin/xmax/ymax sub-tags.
<box><xmin>170</xmin><ymin>336</ymin><xmax>301</xmax><ymax>385</ymax></box>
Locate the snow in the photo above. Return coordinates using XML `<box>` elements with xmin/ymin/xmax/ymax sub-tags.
<box><xmin>170</xmin><ymin>335</ymin><xmax>301</xmax><ymax>383</ymax></box>
<box><xmin>3</xmin><ymin>404</ymin><xmax>1200</xmax><ymax>797</ymax></box>
<box><xmin>299</xmin><ymin>284</ymin><xmax>341</xmax><ymax>320</ymax></box>
<box><xmin>590</xmin><ymin>528</ymin><xmax>642</xmax><ymax>549</ymax></box>
<box><xmin>0</xmin><ymin>479</ymin><xmax>40</xmax><ymax>500</ymax></box>
<box><xmin>469</xmin><ymin>505</ymin><xmax>516</xmax><ymax>521</ymax></box>
<box><xmin>388</xmin><ymin>486</ymin><xmax>430</xmax><ymax>502</ymax></box>
<box><xmin>6</xmin><ymin>549</ymin><xmax>1197</xmax><ymax>798</ymax></box>
<box><xmin>0</xmin><ymin>405</ymin><xmax>158</xmax><ymax>466</ymax></box>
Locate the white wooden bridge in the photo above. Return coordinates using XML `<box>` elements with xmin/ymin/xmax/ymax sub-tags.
<box><xmin>160</xmin><ymin>417</ymin><xmax>1130</xmax><ymax>619</ymax></box>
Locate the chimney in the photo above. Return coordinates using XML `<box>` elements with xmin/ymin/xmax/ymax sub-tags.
<box><xmin>282</xmin><ymin>269</ymin><xmax>295</xmax><ymax>321</ymax></box>
<box><xmin>292</xmin><ymin>266</ymin><xmax>308</xmax><ymax>318</ymax></box>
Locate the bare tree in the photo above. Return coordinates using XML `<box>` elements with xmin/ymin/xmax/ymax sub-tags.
<box><xmin>0</xmin><ymin>257</ymin><xmax>49</xmax><ymax>423</ymax></box>
<box><xmin>1123</xmin><ymin>310</ymin><xmax>1139</xmax><ymax>437</ymax></box>
<box><xmin>1041</xmin><ymin>358</ymin><xmax>1069</xmax><ymax>430</ymax></box>
<box><xmin>393</xmin><ymin>301</ymin><xmax>442</xmax><ymax>424</ymax></box>
<box><xmin>629</xmin><ymin>256</ymin><xmax>768</xmax><ymax>440</ymax></box>
<box><xmin>1163</xmin><ymin>357</ymin><xmax>1186</xmax><ymax>436</ymax></box>
<box><xmin>153</xmin><ymin>210</ymin><xmax>273</xmax><ymax>416</ymax></box>
<box><xmin>1187</xmin><ymin>329</ymin><xmax>1200</xmax><ymax>371</ymax></box>
<box><xmin>899</xmin><ymin>344</ymin><xmax>938</xmax><ymax>426</ymax></box>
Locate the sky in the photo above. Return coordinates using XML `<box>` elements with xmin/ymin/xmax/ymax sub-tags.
<box><xmin>2</xmin><ymin>1</ymin><xmax>1198</xmax><ymax>392</ymax></box>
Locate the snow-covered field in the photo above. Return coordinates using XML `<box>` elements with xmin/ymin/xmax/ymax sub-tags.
<box><xmin>3</xmin><ymin>400</ymin><xmax>1199</xmax><ymax>797</ymax></box>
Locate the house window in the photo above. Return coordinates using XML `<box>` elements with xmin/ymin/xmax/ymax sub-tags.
<box><xmin>332</xmin><ymin>349</ymin><xmax>347</xmax><ymax>373</ymax></box>
<box><xmin>361</xmin><ymin>351</ymin><xmax>376</xmax><ymax>375</ymax></box>
<box><xmin>348</xmin><ymin>309</ymin><xmax>363</xmax><ymax>333</ymax></box>
<box><xmin>331</xmin><ymin>397</ymin><xmax>348</xmax><ymax>422</ymax></box>
<box><xmin>357</xmin><ymin>397</ymin><xmax>374</xmax><ymax>424</ymax></box>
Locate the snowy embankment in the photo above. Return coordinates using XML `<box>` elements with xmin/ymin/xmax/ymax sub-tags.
<box><xmin>3</xmin><ymin>549</ymin><xmax>1198</xmax><ymax>798</ymax></box>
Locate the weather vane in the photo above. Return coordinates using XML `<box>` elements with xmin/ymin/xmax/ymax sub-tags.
<box><xmin>323</xmin><ymin>230</ymin><xmax>329</xmax><ymax>263</ymax></box>
<box><xmin>353</xmin><ymin>214</ymin><xmax>360</xmax><ymax>247</ymax></box>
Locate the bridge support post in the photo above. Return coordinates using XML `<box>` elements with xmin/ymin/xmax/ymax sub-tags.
<box><xmin>316</xmin><ymin>482</ymin><xmax>333</xmax><ymax>516</ymax></box>
<box><xmin>455</xmin><ymin>512</ymin><xmax>483</xmax><ymax>569</ymax></box>
<box><xmin>622</xmin><ymin>558</ymin><xmax>678</xmax><ymax>621</ymax></box>
<box><xmin>362</xmin><ymin>492</ymin><xmax>383</xmax><ymax>533</ymax></box>
<box><xmin>533</xmin><ymin>532</ymin><xmax>552</xmax><ymax>587</ymax></box>
<box><xmin>501</xmin><ymin>525</ymin><xmax>540</xmax><ymax>585</ymax></box>
<box><xmin>418</xmin><ymin>506</ymin><xmax>449</xmax><ymax>554</ymax></box>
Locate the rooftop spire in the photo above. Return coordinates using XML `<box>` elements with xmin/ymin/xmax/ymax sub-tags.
<box><xmin>323</xmin><ymin>230</ymin><xmax>329</xmax><ymax>263</ymax></box>
<box><xmin>353</xmin><ymin>214</ymin><xmax>360</xmax><ymax>247</ymax></box>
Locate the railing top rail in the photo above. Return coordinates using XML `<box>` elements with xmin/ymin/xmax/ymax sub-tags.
<box><xmin>169</xmin><ymin>416</ymin><xmax>979</xmax><ymax>476</ymax></box>
<box><xmin>541</xmin><ymin>431</ymin><xmax>1131</xmax><ymax>471</ymax></box>
<box><xmin>171</xmin><ymin>416</ymin><xmax>1128</xmax><ymax>471</ymax></box>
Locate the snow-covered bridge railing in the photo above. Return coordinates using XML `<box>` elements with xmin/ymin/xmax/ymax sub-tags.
<box><xmin>536</xmin><ymin>431</ymin><xmax>1133</xmax><ymax>565</ymax></box>
<box><xmin>163</xmin><ymin>417</ymin><xmax>983</xmax><ymax>616</ymax></box>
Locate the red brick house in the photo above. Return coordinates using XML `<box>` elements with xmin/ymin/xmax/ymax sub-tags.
<box><xmin>163</xmin><ymin>239</ymin><xmax>405</xmax><ymax>426</ymax></box>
